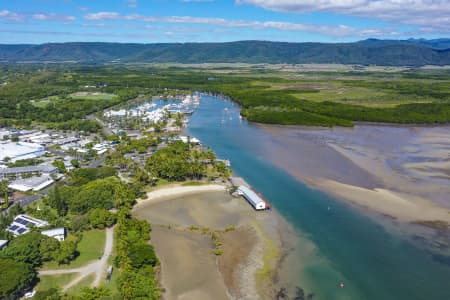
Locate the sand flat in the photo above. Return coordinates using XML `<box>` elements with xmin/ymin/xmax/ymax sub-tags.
<box><xmin>316</xmin><ymin>179</ymin><xmax>450</xmax><ymax>223</ymax></box>
<box><xmin>151</xmin><ymin>226</ymin><xmax>229</xmax><ymax>300</ymax></box>
<box><xmin>134</xmin><ymin>189</ymin><xmax>280</xmax><ymax>300</ymax></box>
<box><xmin>260</xmin><ymin>124</ymin><xmax>450</xmax><ymax>222</ymax></box>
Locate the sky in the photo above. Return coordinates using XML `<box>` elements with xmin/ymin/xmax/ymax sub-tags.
<box><xmin>0</xmin><ymin>0</ymin><xmax>449</xmax><ymax>44</ymax></box>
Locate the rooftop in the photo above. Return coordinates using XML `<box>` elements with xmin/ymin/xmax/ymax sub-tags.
<box><xmin>0</xmin><ymin>141</ymin><xmax>45</xmax><ymax>162</ymax></box>
<box><xmin>8</xmin><ymin>175</ymin><xmax>55</xmax><ymax>192</ymax></box>
<box><xmin>0</xmin><ymin>165</ymin><xmax>57</xmax><ymax>176</ymax></box>
<box><xmin>6</xmin><ymin>214</ymin><xmax>49</xmax><ymax>236</ymax></box>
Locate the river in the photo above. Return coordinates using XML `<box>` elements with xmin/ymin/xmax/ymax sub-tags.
<box><xmin>185</xmin><ymin>94</ymin><xmax>450</xmax><ymax>300</ymax></box>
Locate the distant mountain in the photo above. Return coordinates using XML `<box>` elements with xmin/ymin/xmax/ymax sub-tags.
<box><xmin>0</xmin><ymin>40</ymin><xmax>449</xmax><ymax>66</ymax></box>
<box><xmin>357</xmin><ymin>38</ymin><xmax>450</xmax><ymax>50</ymax></box>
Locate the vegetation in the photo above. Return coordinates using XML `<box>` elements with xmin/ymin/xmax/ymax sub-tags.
<box><xmin>1</xmin><ymin>40</ymin><xmax>450</xmax><ymax>65</ymax></box>
<box><xmin>0</xmin><ymin>258</ymin><xmax>36</xmax><ymax>299</ymax></box>
<box><xmin>1</xmin><ymin>64</ymin><xmax>450</xmax><ymax>128</ymax></box>
<box><xmin>115</xmin><ymin>211</ymin><xmax>159</xmax><ymax>299</ymax></box>
<box><xmin>7</xmin><ymin>158</ymin><xmax>44</xmax><ymax>168</ymax></box>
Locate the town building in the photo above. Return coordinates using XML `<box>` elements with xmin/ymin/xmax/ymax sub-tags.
<box><xmin>0</xmin><ymin>165</ymin><xmax>58</xmax><ymax>180</ymax></box>
<box><xmin>6</xmin><ymin>214</ymin><xmax>49</xmax><ymax>236</ymax></box>
<box><xmin>41</xmin><ymin>228</ymin><xmax>66</xmax><ymax>241</ymax></box>
<box><xmin>8</xmin><ymin>175</ymin><xmax>55</xmax><ymax>192</ymax></box>
<box><xmin>237</xmin><ymin>185</ymin><xmax>267</xmax><ymax>210</ymax></box>
<box><xmin>0</xmin><ymin>141</ymin><xmax>45</xmax><ymax>163</ymax></box>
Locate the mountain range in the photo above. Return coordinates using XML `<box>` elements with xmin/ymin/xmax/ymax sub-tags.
<box><xmin>0</xmin><ymin>39</ymin><xmax>449</xmax><ymax>66</ymax></box>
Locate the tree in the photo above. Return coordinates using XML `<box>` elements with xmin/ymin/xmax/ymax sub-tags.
<box><xmin>118</xmin><ymin>266</ymin><xmax>159</xmax><ymax>300</ymax></box>
<box><xmin>47</xmin><ymin>184</ymin><xmax>68</xmax><ymax>217</ymax></box>
<box><xmin>70</xmin><ymin>159</ymin><xmax>80</xmax><ymax>168</ymax></box>
<box><xmin>1</xmin><ymin>231</ymin><xmax>43</xmax><ymax>267</ymax></box>
<box><xmin>128</xmin><ymin>243</ymin><xmax>158</xmax><ymax>269</ymax></box>
<box><xmin>55</xmin><ymin>240</ymin><xmax>77</xmax><ymax>265</ymax></box>
<box><xmin>39</xmin><ymin>236</ymin><xmax>60</xmax><ymax>262</ymax></box>
<box><xmin>88</xmin><ymin>208</ymin><xmax>116</xmax><ymax>229</ymax></box>
<box><xmin>0</xmin><ymin>258</ymin><xmax>36</xmax><ymax>300</ymax></box>
<box><xmin>80</xmin><ymin>287</ymin><xmax>110</xmax><ymax>300</ymax></box>
<box><xmin>0</xmin><ymin>180</ymin><xmax>9</xmax><ymax>209</ymax></box>
<box><xmin>52</xmin><ymin>160</ymin><xmax>66</xmax><ymax>173</ymax></box>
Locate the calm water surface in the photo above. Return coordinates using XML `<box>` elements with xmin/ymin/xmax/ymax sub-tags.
<box><xmin>186</xmin><ymin>94</ymin><xmax>450</xmax><ymax>300</ymax></box>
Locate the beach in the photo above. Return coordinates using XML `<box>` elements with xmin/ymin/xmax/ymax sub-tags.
<box><xmin>260</xmin><ymin>124</ymin><xmax>450</xmax><ymax>225</ymax></box>
<box><xmin>133</xmin><ymin>185</ymin><xmax>298</xmax><ymax>300</ymax></box>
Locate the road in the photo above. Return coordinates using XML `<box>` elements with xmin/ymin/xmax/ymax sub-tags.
<box><xmin>39</xmin><ymin>226</ymin><xmax>114</xmax><ymax>292</ymax></box>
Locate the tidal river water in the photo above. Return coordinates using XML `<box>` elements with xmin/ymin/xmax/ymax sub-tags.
<box><xmin>185</xmin><ymin>94</ymin><xmax>450</xmax><ymax>300</ymax></box>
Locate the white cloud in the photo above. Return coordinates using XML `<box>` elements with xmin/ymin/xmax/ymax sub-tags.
<box><xmin>85</xmin><ymin>12</ymin><xmax>121</xmax><ymax>20</ymax></box>
<box><xmin>83</xmin><ymin>12</ymin><xmax>398</xmax><ymax>37</ymax></box>
<box><xmin>32</xmin><ymin>13</ymin><xmax>76</xmax><ymax>21</ymax></box>
<box><xmin>0</xmin><ymin>10</ymin><xmax>23</xmax><ymax>21</ymax></box>
<box><xmin>237</xmin><ymin>0</ymin><xmax>450</xmax><ymax>33</ymax></box>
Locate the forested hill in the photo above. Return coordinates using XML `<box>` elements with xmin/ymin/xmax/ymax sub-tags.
<box><xmin>1</xmin><ymin>40</ymin><xmax>450</xmax><ymax>66</ymax></box>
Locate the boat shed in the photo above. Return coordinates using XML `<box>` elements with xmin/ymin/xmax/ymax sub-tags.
<box><xmin>237</xmin><ymin>185</ymin><xmax>266</xmax><ymax>210</ymax></box>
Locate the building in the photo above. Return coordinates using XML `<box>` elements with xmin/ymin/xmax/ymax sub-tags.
<box><xmin>237</xmin><ymin>185</ymin><xmax>267</xmax><ymax>210</ymax></box>
<box><xmin>0</xmin><ymin>165</ymin><xmax>58</xmax><ymax>180</ymax></box>
<box><xmin>0</xmin><ymin>240</ymin><xmax>8</xmax><ymax>250</ymax></box>
<box><xmin>41</xmin><ymin>228</ymin><xmax>65</xmax><ymax>241</ymax></box>
<box><xmin>0</xmin><ymin>141</ymin><xmax>45</xmax><ymax>162</ymax></box>
<box><xmin>8</xmin><ymin>175</ymin><xmax>55</xmax><ymax>192</ymax></box>
<box><xmin>92</xmin><ymin>143</ymin><xmax>110</xmax><ymax>155</ymax></box>
<box><xmin>6</xmin><ymin>214</ymin><xmax>49</xmax><ymax>236</ymax></box>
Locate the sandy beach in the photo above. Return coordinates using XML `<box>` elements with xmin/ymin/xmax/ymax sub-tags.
<box><xmin>133</xmin><ymin>186</ymin><xmax>295</xmax><ymax>300</ymax></box>
<box><xmin>260</xmin><ymin>124</ymin><xmax>450</xmax><ymax>224</ymax></box>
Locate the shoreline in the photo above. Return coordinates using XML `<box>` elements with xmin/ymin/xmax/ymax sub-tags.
<box><xmin>133</xmin><ymin>185</ymin><xmax>288</xmax><ymax>300</ymax></box>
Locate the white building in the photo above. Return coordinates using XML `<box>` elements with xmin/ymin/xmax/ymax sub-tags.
<box><xmin>0</xmin><ymin>165</ymin><xmax>58</xmax><ymax>180</ymax></box>
<box><xmin>41</xmin><ymin>228</ymin><xmax>65</xmax><ymax>241</ymax></box>
<box><xmin>0</xmin><ymin>240</ymin><xmax>8</xmax><ymax>250</ymax></box>
<box><xmin>237</xmin><ymin>185</ymin><xmax>267</xmax><ymax>210</ymax></box>
<box><xmin>6</xmin><ymin>214</ymin><xmax>49</xmax><ymax>236</ymax></box>
<box><xmin>0</xmin><ymin>142</ymin><xmax>45</xmax><ymax>162</ymax></box>
<box><xmin>8</xmin><ymin>175</ymin><xmax>55</xmax><ymax>192</ymax></box>
<box><xmin>92</xmin><ymin>143</ymin><xmax>110</xmax><ymax>155</ymax></box>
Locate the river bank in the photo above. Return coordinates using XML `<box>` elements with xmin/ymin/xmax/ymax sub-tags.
<box><xmin>133</xmin><ymin>185</ymin><xmax>298</xmax><ymax>299</ymax></box>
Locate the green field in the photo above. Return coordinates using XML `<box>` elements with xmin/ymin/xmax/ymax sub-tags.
<box><xmin>36</xmin><ymin>273</ymin><xmax>77</xmax><ymax>292</ymax></box>
<box><xmin>42</xmin><ymin>229</ymin><xmax>106</xmax><ymax>270</ymax></box>
<box><xmin>69</xmin><ymin>92</ymin><xmax>115</xmax><ymax>101</ymax></box>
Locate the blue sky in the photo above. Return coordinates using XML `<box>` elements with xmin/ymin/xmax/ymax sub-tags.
<box><xmin>0</xmin><ymin>0</ymin><xmax>448</xmax><ymax>44</ymax></box>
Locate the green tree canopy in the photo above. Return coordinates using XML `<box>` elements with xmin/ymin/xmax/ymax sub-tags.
<box><xmin>0</xmin><ymin>258</ymin><xmax>36</xmax><ymax>299</ymax></box>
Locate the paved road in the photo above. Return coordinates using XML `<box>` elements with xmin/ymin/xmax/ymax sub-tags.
<box><xmin>39</xmin><ymin>226</ymin><xmax>114</xmax><ymax>291</ymax></box>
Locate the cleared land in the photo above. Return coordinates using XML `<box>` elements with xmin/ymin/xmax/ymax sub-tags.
<box><xmin>69</xmin><ymin>92</ymin><xmax>115</xmax><ymax>101</ymax></box>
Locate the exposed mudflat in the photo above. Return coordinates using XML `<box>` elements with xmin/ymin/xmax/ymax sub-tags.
<box><xmin>133</xmin><ymin>189</ymin><xmax>293</xmax><ymax>300</ymax></box>
<box><xmin>260</xmin><ymin>124</ymin><xmax>450</xmax><ymax>223</ymax></box>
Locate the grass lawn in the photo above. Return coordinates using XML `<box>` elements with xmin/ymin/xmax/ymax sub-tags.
<box><xmin>66</xmin><ymin>274</ymin><xmax>95</xmax><ymax>295</ymax></box>
<box><xmin>69</xmin><ymin>92</ymin><xmax>115</xmax><ymax>101</ymax></box>
<box><xmin>36</xmin><ymin>273</ymin><xmax>77</xmax><ymax>291</ymax></box>
<box><xmin>181</xmin><ymin>180</ymin><xmax>208</xmax><ymax>186</ymax></box>
<box><xmin>42</xmin><ymin>229</ymin><xmax>106</xmax><ymax>270</ymax></box>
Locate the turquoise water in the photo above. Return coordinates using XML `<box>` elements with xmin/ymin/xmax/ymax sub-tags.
<box><xmin>186</xmin><ymin>94</ymin><xmax>450</xmax><ymax>300</ymax></box>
